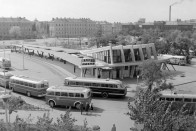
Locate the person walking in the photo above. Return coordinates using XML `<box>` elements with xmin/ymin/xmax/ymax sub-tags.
<box><xmin>85</xmin><ymin>102</ymin><xmax>90</xmax><ymax>115</ymax></box>
<box><xmin>80</xmin><ymin>103</ymin><xmax>84</xmax><ymax>115</ymax></box>
<box><xmin>111</xmin><ymin>124</ymin><xmax>116</xmax><ymax>131</ymax></box>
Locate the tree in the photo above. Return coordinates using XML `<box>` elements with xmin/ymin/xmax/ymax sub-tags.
<box><xmin>128</xmin><ymin>88</ymin><xmax>196</xmax><ymax>131</ymax></box>
<box><xmin>140</xmin><ymin>59</ymin><xmax>165</xmax><ymax>90</ymax></box>
<box><xmin>9</xmin><ymin>26</ymin><xmax>21</xmax><ymax>39</ymax></box>
<box><xmin>54</xmin><ymin>107</ymin><xmax>77</xmax><ymax>131</ymax></box>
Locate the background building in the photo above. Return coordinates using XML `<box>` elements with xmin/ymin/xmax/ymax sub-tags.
<box><xmin>0</xmin><ymin>17</ymin><xmax>34</xmax><ymax>39</ymax></box>
<box><xmin>49</xmin><ymin>18</ymin><xmax>98</xmax><ymax>38</ymax></box>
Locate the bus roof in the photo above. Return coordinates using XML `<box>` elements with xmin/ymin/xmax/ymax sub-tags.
<box><xmin>65</xmin><ymin>77</ymin><xmax>123</xmax><ymax>84</ymax></box>
<box><xmin>160</xmin><ymin>90</ymin><xmax>196</xmax><ymax>98</ymax></box>
<box><xmin>47</xmin><ymin>85</ymin><xmax>90</xmax><ymax>93</ymax></box>
<box><xmin>10</xmin><ymin>75</ymin><xmax>48</xmax><ymax>84</ymax></box>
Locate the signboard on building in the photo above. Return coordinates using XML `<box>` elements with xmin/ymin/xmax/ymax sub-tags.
<box><xmin>81</xmin><ymin>58</ymin><xmax>95</xmax><ymax>65</ymax></box>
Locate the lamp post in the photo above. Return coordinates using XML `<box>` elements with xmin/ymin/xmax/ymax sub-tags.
<box><xmin>3</xmin><ymin>41</ymin><xmax>5</xmax><ymax>58</ymax></box>
<box><xmin>3</xmin><ymin>70</ymin><xmax>8</xmax><ymax>93</ymax></box>
<box><xmin>136</xmin><ymin>75</ymin><xmax>139</xmax><ymax>92</ymax></box>
<box><xmin>22</xmin><ymin>44</ymin><xmax>25</xmax><ymax>70</ymax></box>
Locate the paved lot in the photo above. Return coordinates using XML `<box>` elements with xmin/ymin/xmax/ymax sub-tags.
<box><xmin>0</xmin><ymin>52</ymin><xmax>135</xmax><ymax>131</ymax></box>
<box><xmin>1</xmin><ymin>47</ymin><xmax>196</xmax><ymax>131</ymax></box>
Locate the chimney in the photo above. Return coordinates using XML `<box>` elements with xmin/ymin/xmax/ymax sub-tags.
<box><xmin>169</xmin><ymin>6</ymin><xmax>171</xmax><ymax>21</ymax></box>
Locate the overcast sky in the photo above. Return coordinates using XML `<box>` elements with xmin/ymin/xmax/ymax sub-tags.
<box><xmin>0</xmin><ymin>0</ymin><xmax>195</xmax><ymax>23</ymax></box>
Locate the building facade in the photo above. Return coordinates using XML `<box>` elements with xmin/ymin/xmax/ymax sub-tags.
<box><xmin>49</xmin><ymin>18</ymin><xmax>98</xmax><ymax>38</ymax></box>
<box><xmin>80</xmin><ymin>43</ymin><xmax>157</xmax><ymax>79</ymax></box>
<box><xmin>142</xmin><ymin>21</ymin><xmax>193</xmax><ymax>31</ymax></box>
<box><xmin>0</xmin><ymin>17</ymin><xmax>34</xmax><ymax>39</ymax></box>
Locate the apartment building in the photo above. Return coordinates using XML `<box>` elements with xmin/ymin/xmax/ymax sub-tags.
<box><xmin>0</xmin><ymin>17</ymin><xmax>34</xmax><ymax>39</ymax></box>
<box><xmin>49</xmin><ymin>18</ymin><xmax>98</xmax><ymax>38</ymax></box>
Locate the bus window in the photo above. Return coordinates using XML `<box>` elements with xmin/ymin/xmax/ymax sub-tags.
<box><xmin>184</xmin><ymin>98</ymin><xmax>192</xmax><ymax>102</ymax></box>
<box><xmin>193</xmin><ymin>99</ymin><xmax>196</xmax><ymax>102</ymax></box>
<box><xmin>75</xmin><ymin>93</ymin><xmax>80</xmax><ymax>97</ymax></box>
<box><xmin>19</xmin><ymin>81</ymin><xmax>23</xmax><ymax>85</ymax></box>
<box><xmin>69</xmin><ymin>93</ymin><xmax>74</xmax><ymax>97</ymax></box>
<box><xmin>175</xmin><ymin>98</ymin><xmax>183</xmax><ymax>102</ymax></box>
<box><xmin>87</xmin><ymin>92</ymin><xmax>91</xmax><ymax>97</ymax></box>
<box><xmin>64</xmin><ymin>80</ymin><xmax>69</xmax><ymax>85</ymax></box>
<box><xmin>47</xmin><ymin>91</ymin><xmax>54</xmax><ymax>96</ymax></box>
<box><xmin>32</xmin><ymin>84</ymin><xmax>36</xmax><ymax>88</ymax></box>
<box><xmin>84</xmin><ymin>83</ymin><xmax>91</xmax><ymax>87</ymax></box>
<box><xmin>41</xmin><ymin>84</ymin><xmax>45</xmax><ymax>88</ymax></box>
<box><xmin>101</xmin><ymin>84</ymin><xmax>108</xmax><ymax>87</ymax></box>
<box><xmin>24</xmin><ymin>82</ymin><xmax>28</xmax><ymax>86</ymax></box>
<box><xmin>70</xmin><ymin>81</ymin><xmax>76</xmax><ymax>86</ymax></box>
<box><xmin>81</xmin><ymin>94</ymin><xmax>84</xmax><ymax>98</ymax></box>
<box><xmin>166</xmin><ymin>97</ymin><xmax>174</xmax><ymax>101</ymax></box>
<box><xmin>160</xmin><ymin>97</ymin><xmax>165</xmax><ymax>101</ymax></box>
<box><xmin>108</xmin><ymin>84</ymin><xmax>113</xmax><ymax>88</ymax></box>
<box><xmin>76</xmin><ymin>82</ymin><xmax>83</xmax><ymax>86</ymax></box>
<box><xmin>61</xmin><ymin>92</ymin><xmax>68</xmax><ymax>96</ymax></box>
<box><xmin>29</xmin><ymin>83</ymin><xmax>32</xmax><ymax>87</ymax></box>
<box><xmin>55</xmin><ymin>92</ymin><xmax>61</xmax><ymax>96</ymax></box>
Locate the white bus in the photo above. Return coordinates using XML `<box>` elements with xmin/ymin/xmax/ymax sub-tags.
<box><xmin>0</xmin><ymin>57</ymin><xmax>11</xmax><ymax>69</ymax></box>
<box><xmin>64</xmin><ymin>77</ymin><xmax>127</xmax><ymax>98</ymax></box>
<box><xmin>160</xmin><ymin>90</ymin><xmax>196</xmax><ymax>103</ymax></box>
<box><xmin>0</xmin><ymin>71</ymin><xmax>13</xmax><ymax>88</ymax></box>
<box><xmin>9</xmin><ymin>75</ymin><xmax>49</xmax><ymax>97</ymax></box>
<box><xmin>45</xmin><ymin>85</ymin><xmax>92</xmax><ymax>109</ymax></box>
<box><xmin>161</xmin><ymin>55</ymin><xmax>186</xmax><ymax>66</ymax></box>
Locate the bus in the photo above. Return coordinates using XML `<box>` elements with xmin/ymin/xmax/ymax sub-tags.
<box><xmin>0</xmin><ymin>71</ymin><xmax>13</xmax><ymax>88</ymax></box>
<box><xmin>160</xmin><ymin>90</ymin><xmax>196</xmax><ymax>103</ymax></box>
<box><xmin>9</xmin><ymin>75</ymin><xmax>49</xmax><ymax>97</ymax></box>
<box><xmin>64</xmin><ymin>77</ymin><xmax>127</xmax><ymax>98</ymax></box>
<box><xmin>0</xmin><ymin>57</ymin><xmax>11</xmax><ymax>69</ymax></box>
<box><xmin>45</xmin><ymin>85</ymin><xmax>92</xmax><ymax>109</ymax></box>
<box><xmin>161</xmin><ymin>55</ymin><xmax>186</xmax><ymax>66</ymax></box>
<box><xmin>159</xmin><ymin>90</ymin><xmax>196</xmax><ymax>114</ymax></box>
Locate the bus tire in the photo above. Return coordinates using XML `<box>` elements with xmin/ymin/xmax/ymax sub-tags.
<box><xmin>27</xmin><ymin>92</ymin><xmax>31</xmax><ymax>97</ymax></box>
<box><xmin>49</xmin><ymin>100</ymin><xmax>55</xmax><ymax>108</ymax></box>
<box><xmin>75</xmin><ymin>103</ymin><xmax>81</xmax><ymax>110</ymax></box>
<box><xmin>102</xmin><ymin>92</ymin><xmax>108</xmax><ymax>98</ymax></box>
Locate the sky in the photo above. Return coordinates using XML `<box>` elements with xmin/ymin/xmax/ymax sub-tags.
<box><xmin>0</xmin><ymin>0</ymin><xmax>195</xmax><ymax>23</ymax></box>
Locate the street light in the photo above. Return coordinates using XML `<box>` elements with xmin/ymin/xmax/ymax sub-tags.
<box><xmin>3</xmin><ymin>70</ymin><xmax>8</xmax><ymax>93</ymax></box>
<box><xmin>136</xmin><ymin>75</ymin><xmax>140</xmax><ymax>92</ymax></box>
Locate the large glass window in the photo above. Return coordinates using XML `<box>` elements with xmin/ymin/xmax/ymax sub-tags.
<box><xmin>124</xmin><ymin>49</ymin><xmax>132</xmax><ymax>62</ymax></box>
<box><xmin>113</xmin><ymin>50</ymin><xmax>122</xmax><ymax>63</ymax></box>
<box><xmin>55</xmin><ymin>92</ymin><xmax>61</xmax><ymax>96</ymax></box>
<box><xmin>142</xmin><ymin>48</ymin><xmax>148</xmax><ymax>60</ymax></box>
<box><xmin>134</xmin><ymin>49</ymin><xmax>141</xmax><ymax>61</ymax></box>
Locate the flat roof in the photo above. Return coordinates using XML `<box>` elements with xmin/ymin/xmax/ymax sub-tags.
<box><xmin>47</xmin><ymin>85</ymin><xmax>90</xmax><ymax>93</ymax></box>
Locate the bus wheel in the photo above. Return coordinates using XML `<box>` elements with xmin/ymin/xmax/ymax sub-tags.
<box><xmin>27</xmin><ymin>92</ymin><xmax>31</xmax><ymax>97</ymax></box>
<box><xmin>75</xmin><ymin>103</ymin><xmax>81</xmax><ymax>110</ymax></box>
<box><xmin>102</xmin><ymin>92</ymin><xmax>108</xmax><ymax>98</ymax></box>
<box><xmin>49</xmin><ymin>101</ymin><xmax>55</xmax><ymax>108</ymax></box>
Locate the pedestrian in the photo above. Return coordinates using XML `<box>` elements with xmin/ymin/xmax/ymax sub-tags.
<box><xmin>80</xmin><ymin>103</ymin><xmax>84</xmax><ymax>115</ymax></box>
<box><xmin>111</xmin><ymin>124</ymin><xmax>116</xmax><ymax>131</ymax></box>
<box><xmin>85</xmin><ymin>102</ymin><xmax>90</xmax><ymax>115</ymax></box>
<box><xmin>90</xmin><ymin>103</ymin><xmax>93</xmax><ymax>110</ymax></box>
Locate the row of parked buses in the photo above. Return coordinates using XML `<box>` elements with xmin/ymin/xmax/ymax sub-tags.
<box><xmin>0</xmin><ymin>72</ymin><xmax>127</xmax><ymax>108</ymax></box>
